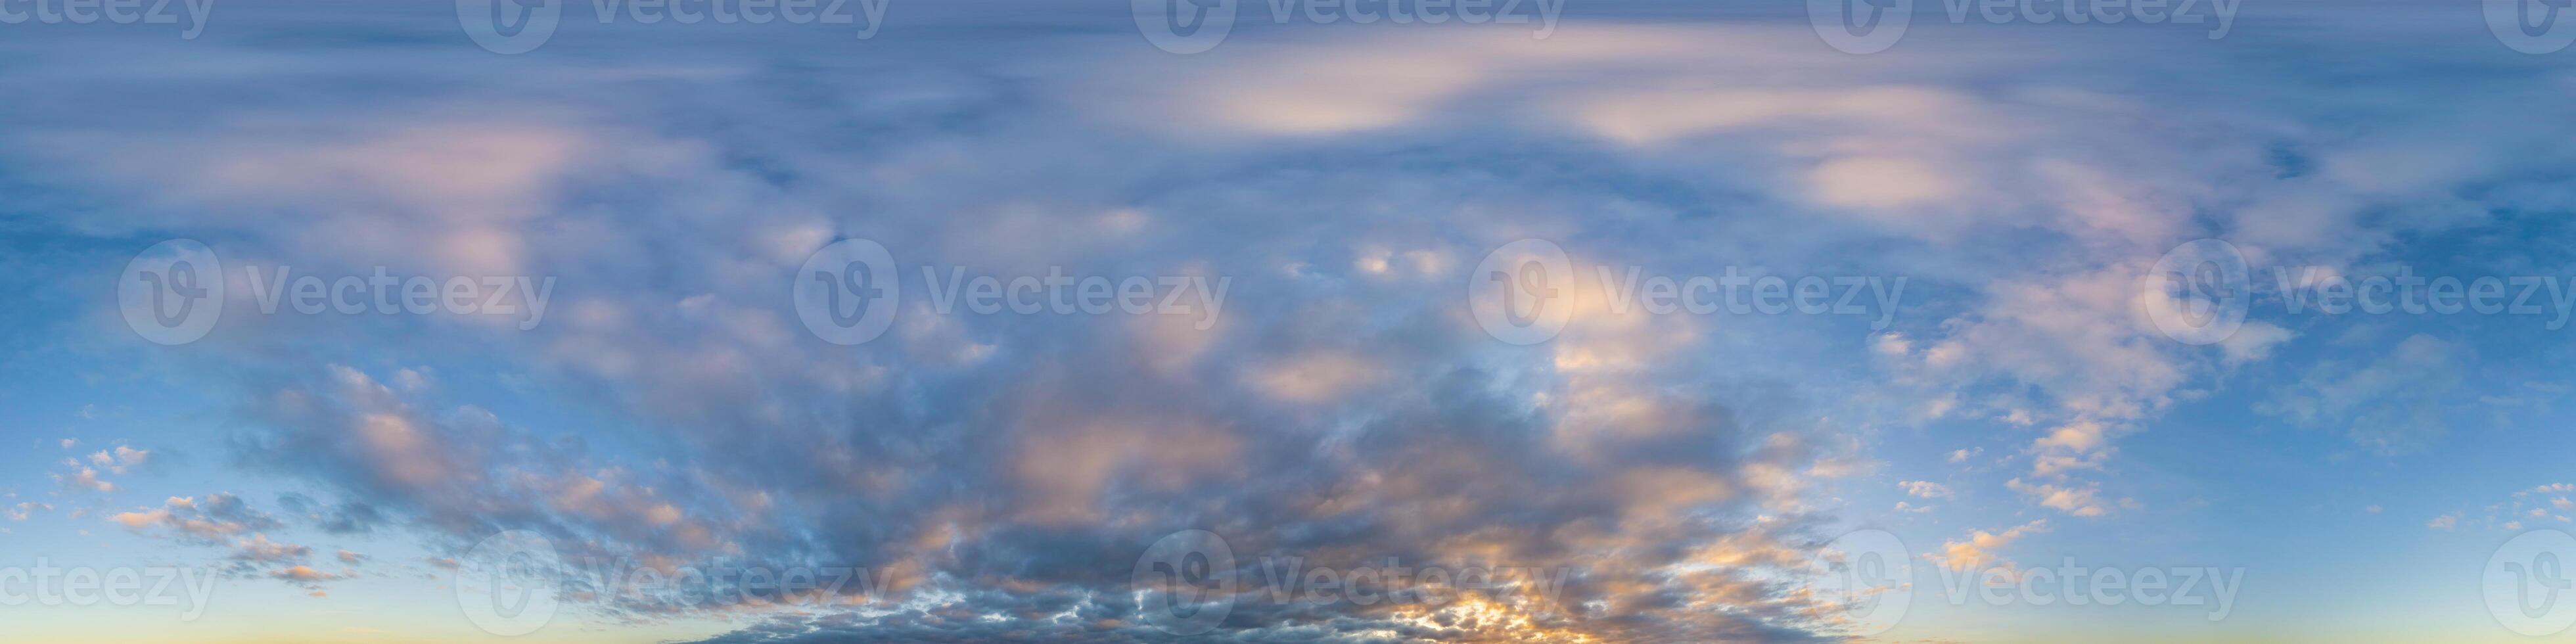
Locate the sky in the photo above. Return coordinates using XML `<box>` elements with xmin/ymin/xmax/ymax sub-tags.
<box><xmin>5</xmin><ymin>0</ymin><xmax>2576</xmax><ymax>642</ymax></box>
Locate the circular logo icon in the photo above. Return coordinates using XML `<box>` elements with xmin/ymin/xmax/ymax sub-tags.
<box><xmin>118</xmin><ymin>239</ymin><xmax>225</xmax><ymax>346</ymax></box>
<box><xmin>457</xmin><ymin>0</ymin><xmax>563</xmax><ymax>55</ymax></box>
<box><xmin>1808</xmin><ymin>0</ymin><xmax>1912</xmax><ymax>55</ymax></box>
<box><xmin>1133</xmin><ymin>0</ymin><xmax>1236</xmax><ymax>55</ymax></box>
<box><xmin>1467</xmin><ymin>239</ymin><xmax>1574</xmax><ymax>345</ymax></box>
<box><xmin>2142</xmin><ymin>238</ymin><xmax>2250</xmax><ymax>346</ymax></box>
<box><xmin>1133</xmin><ymin>529</ymin><xmax>1235</xmax><ymax>635</ymax></box>
<box><xmin>793</xmin><ymin>239</ymin><xmax>900</xmax><ymax>346</ymax></box>
<box><xmin>2487</xmin><ymin>0</ymin><xmax>2576</xmax><ymax>55</ymax></box>
<box><xmin>1805</xmin><ymin>529</ymin><xmax>1912</xmax><ymax>635</ymax></box>
<box><xmin>2485</xmin><ymin>529</ymin><xmax>2576</xmax><ymax>636</ymax></box>
<box><xmin>455</xmin><ymin>530</ymin><xmax>562</xmax><ymax>636</ymax></box>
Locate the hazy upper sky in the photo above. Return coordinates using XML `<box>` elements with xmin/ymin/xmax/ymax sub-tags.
<box><xmin>5</xmin><ymin>0</ymin><xmax>2576</xmax><ymax>642</ymax></box>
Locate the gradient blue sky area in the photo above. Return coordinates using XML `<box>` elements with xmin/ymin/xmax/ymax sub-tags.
<box><xmin>5</xmin><ymin>0</ymin><xmax>2576</xmax><ymax>642</ymax></box>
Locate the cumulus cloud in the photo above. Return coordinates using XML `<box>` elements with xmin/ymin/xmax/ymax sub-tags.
<box><xmin>53</xmin><ymin>465</ymin><xmax>115</xmax><ymax>493</ymax></box>
<box><xmin>1930</xmin><ymin>520</ymin><xmax>2050</xmax><ymax>572</ymax></box>
<box><xmin>7</xmin><ymin>502</ymin><xmax>54</xmax><ymax>521</ymax></box>
<box><xmin>8</xmin><ymin>5</ymin><xmax>2575</xmax><ymax>641</ymax></box>
<box><xmin>1900</xmin><ymin>480</ymin><xmax>1954</xmax><ymax>499</ymax></box>
<box><xmin>108</xmin><ymin>494</ymin><xmax>336</xmax><ymax>580</ymax></box>
<box><xmin>2008</xmin><ymin>478</ymin><xmax>2111</xmax><ymax>518</ymax></box>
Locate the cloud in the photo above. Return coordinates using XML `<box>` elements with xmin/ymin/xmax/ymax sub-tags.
<box><xmin>7</xmin><ymin>502</ymin><xmax>53</xmax><ymax>521</ymax></box>
<box><xmin>2008</xmin><ymin>478</ymin><xmax>2111</xmax><ymax>518</ymax></box>
<box><xmin>1805</xmin><ymin>156</ymin><xmax>1964</xmax><ymax>210</ymax></box>
<box><xmin>10</xmin><ymin>11</ymin><xmax>2576</xmax><ymax>642</ymax></box>
<box><xmin>233</xmin><ymin>534</ymin><xmax>313</xmax><ymax>564</ymax></box>
<box><xmin>53</xmin><ymin>466</ymin><xmax>114</xmax><ymax>493</ymax></box>
<box><xmin>270</xmin><ymin>565</ymin><xmax>344</xmax><ymax>584</ymax></box>
<box><xmin>2219</xmin><ymin>321</ymin><xmax>2296</xmax><ymax>365</ymax></box>
<box><xmin>108</xmin><ymin>494</ymin><xmax>317</xmax><ymax>568</ymax></box>
<box><xmin>2261</xmin><ymin>334</ymin><xmax>2466</xmax><ymax>455</ymax></box>
<box><xmin>2431</xmin><ymin>484</ymin><xmax>2576</xmax><ymax>532</ymax></box>
<box><xmin>2029</xmin><ymin>419</ymin><xmax>2119</xmax><ymax>479</ymax></box>
<box><xmin>86</xmin><ymin>446</ymin><xmax>149</xmax><ymax>474</ymax></box>
<box><xmin>1899</xmin><ymin>480</ymin><xmax>1954</xmax><ymax>499</ymax></box>
<box><xmin>276</xmin><ymin>493</ymin><xmax>387</xmax><ymax>534</ymax></box>
<box><xmin>1930</xmin><ymin>520</ymin><xmax>2050</xmax><ymax>572</ymax></box>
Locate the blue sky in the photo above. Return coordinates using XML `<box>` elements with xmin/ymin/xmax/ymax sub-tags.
<box><xmin>5</xmin><ymin>0</ymin><xmax>2576</xmax><ymax>642</ymax></box>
